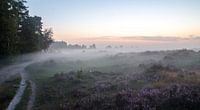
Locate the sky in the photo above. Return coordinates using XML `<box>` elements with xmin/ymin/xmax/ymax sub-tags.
<box><xmin>26</xmin><ymin>0</ymin><xmax>200</xmax><ymax>44</ymax></box>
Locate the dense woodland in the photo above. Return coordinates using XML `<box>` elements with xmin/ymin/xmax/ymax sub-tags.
<box><xmin>0</xmin><ymin>0</ymin><xmax>53</xmax><ymax>58</ymax></box>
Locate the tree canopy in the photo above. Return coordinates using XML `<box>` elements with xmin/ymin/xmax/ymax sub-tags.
<box><xmin>0</xmin><ymin>0</ymin><xmax>53</xmax><ymax>58</ymax></box>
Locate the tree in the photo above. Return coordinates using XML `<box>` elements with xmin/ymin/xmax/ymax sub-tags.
<box><xmin>0</xmin><ymin>0</ymin><xmax>53</xmax><ymax>57</ymax></box>
<box><xmin>18</xmin><ymin>16</ymin><xmax>53</xmax><ymax>53</ymax></box>
<box><xmin>41</xmin><ymin>28</ymin><xmax>53</xmax><ymax>51</ymax></box>
<box><xmin>0</xmin><ymin>0</ymin><xmax>28</xmax><ymax>57</ymax></box>
<box><xmin>89</xmin><ymin>44</ymin><xmax>96</xmax><ymax>49</ymax></box>
<box><xmin>18</xmin><ymin>16</ymin><xmax>43</xmax><ymax>53</ymax></box>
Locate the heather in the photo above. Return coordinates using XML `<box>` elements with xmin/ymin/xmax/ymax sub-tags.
<box><xmin>26</xmin><ymin>49</ymin><xmax>200</xmax><ymax>110</ymax></box>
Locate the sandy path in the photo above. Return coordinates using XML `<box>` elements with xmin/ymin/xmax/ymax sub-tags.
<box><xmin>0</xmin><ymin>61</ymin><xmax>36</xmax><ymax>110</ymax></box>
<box><xmin>27</xmin><ymin>80</ymin><xmax>36</xmax><ymax>110</ymax></box>
<box><xmin>6</xmin><ymin>78</ymin><xmax>27</xmax><ymax>110</ymax></box>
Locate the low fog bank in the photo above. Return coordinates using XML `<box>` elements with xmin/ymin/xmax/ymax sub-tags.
<box><xmin>19</xmin><ymin>47</ymin><xmax>200</xmax><ymax>78</ymax></box>
<box><xmin>4</xmin><ymin>46</ymin><xmax>199</xmax><ymax>65</ymax></box>
<box><xmin>12</xmin><ymin>43</ymin><xmax>199</xmax><ymax>110</ymax></box>
<box><xmin>1</xmin><ymin>39</ymin><xmax>199</xmax><ymax>70</ymax></box>
<box><xmin>24</xmin><ymin>46</ymin><xmax>200</xmax><ymax>110</ymax></box>
<box><xmin>35</xmin><ymin>46</ymin><xmax>200</xmax><ymax>63</ymax></box>
<box><xmin>1</xmin><ymin>44</ymin><xmax>199</xmax><ymax>84</ymax></box>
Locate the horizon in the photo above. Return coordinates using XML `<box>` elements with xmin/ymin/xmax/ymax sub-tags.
<box><xmin>1</xmin><ymin>1</ymin><xmax>200</xmax><ymax>109</ymax></box>
<box><xmin>27</xmin><ymin>0</ymin><xmax>200</xmax><ymax>44</ymax></box>
<box><xmin>52</xmin><ymin>36</ymin><xmax>200</xmax><ymax>51</ymax></box>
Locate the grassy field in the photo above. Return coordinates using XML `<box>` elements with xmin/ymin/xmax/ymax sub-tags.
<box><xmin>26</xmin><ymin>49</ymin><xmax>200</xmax><ymax>110</ymax></box>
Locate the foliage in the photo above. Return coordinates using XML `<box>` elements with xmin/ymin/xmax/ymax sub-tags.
<box><xmin>0</xmin><ymin>0</ymin><xmax>53</xmax><ymax>58</ymax></box>
<box><xmin>25</xmin><ymin>49</ymin><xmax>200</xmax><ymax>110</ymax></box>
<box><xmin>32</xmin><ymin>69</ymin><xmax>200</xmax><ymax>110</ymax></box>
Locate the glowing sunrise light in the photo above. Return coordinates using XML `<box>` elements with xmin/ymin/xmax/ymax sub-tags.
<box><xmin>27</xmin><ymin>0</ymin><xmax>200</xmax><ymax>43</ymax></box>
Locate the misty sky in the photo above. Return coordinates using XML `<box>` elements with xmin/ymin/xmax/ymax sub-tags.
<box><xmin>27</xmin><ymin>0</ymin><xmax>200</xmax><ymax>43</ymax></box>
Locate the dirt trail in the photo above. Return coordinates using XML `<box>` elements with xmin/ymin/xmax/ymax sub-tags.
<box><xmin>0</xmin><ymin>61</ymin><xmax>36</xmax><ymax>110</ymax></box>
<box><xmin>0</xmin><ymin>63</ymin><xmax>29</xmax><ymax>84</ymax></box>
<box><xmin>6</xmin><ymin>77</ymin><xmax>27</xmax><ymax>110</ymax></box>
<box><xmin>27</xmin><ymin>80</ymin><xmax>36</xmax><ymax>110</ymax></box>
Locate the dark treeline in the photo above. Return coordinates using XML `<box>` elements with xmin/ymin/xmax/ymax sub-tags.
<box><xmin>0</xmin><ymin>0</ymin><xmax>53</xmax><ymax>58</ymax></box>
<box><xmin>49</xmin><ymin>41</ymin><xmax>96</xmax><ymax>50</ymax></box>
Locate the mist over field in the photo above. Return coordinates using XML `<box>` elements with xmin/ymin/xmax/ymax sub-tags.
<box><xmin>1</xmin><ymin>40</ymin><xmax>200</xmax><ymax>110</ymax></box>
<box><xmin>1</xmin><ymin>0</ymin><xmax>200</xmax><ymax>110</ymax></box>
<box><xmin>17</xmin><ymin>45</ymin><xmax>199</xmax><ymax>110</ymax></box>
<box><xmin>0</xmin><ymin>36</ymin><xmax>200</xmax><ymax>110</ymax></box>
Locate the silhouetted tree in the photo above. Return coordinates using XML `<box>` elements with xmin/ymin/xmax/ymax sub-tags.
<box><xmin>89</xmin><ymin>44</ymin><xmax>96</xmax><ymax>49</ymax></box>
<box><xmin>0</xmin><ymin>0</ymin><xmax>28</xmax><ymax>57</ymax></box>
<box><xmin>41</xmin><ymin>28</ymin><xmax>54</xmax><ymax>51</ymax></box>
<box><xmin>0</xmin><ymin>0</ymin><xmax>53</xmax><ymax>57</ymax></box>
<box><xmin>19</xmin><ymin>16</ymin><xmax>43</xmax><ymax>53</ymax></box>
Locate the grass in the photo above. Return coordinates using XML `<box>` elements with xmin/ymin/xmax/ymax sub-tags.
<box><xmin>0</xmin><ymin>75</ymin><xmax>21</xmax><ymax>110</ymax></box>
<box><xmin>24</xmin><ymin>49</ymin><xmax>200</xmax><ymax>110</ymax></box>
<box><xmin>26</xmin><ymin>65</ymin><xmax>148</xmax><ymax>110</ymax></box>
<box><xmin>25</xmin><ymin>60</ymin><xmax>77</xmax><ymax>82</ymax></box>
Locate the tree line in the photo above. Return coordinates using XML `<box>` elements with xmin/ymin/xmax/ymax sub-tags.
<box><xmin>0</xmin><ymin>0</ymin><xmax>53</xmax><ymax>58</ymax></box>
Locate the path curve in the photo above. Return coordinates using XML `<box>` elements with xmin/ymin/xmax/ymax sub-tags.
<box><xmin>6</xmin><ymin>77</ymin><xmax>27</xmax><ymax>110</ymax></box>
<box><xmin>0</xmin><ymin>62</ymin><xmax>35</xmax><ymax>110</ymax></box>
